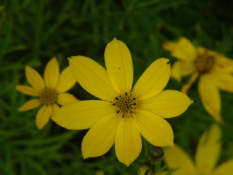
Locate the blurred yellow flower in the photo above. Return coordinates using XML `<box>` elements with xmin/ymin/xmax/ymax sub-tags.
<box><xmin>163</xmin><ymin>124</ymin><xmax>233</xmax><ymax>175</ymax></box>
<box><xmin>16</xmin><ymin>58</ymin><xmax>77</xmax><ymax>129</ymax></box>
<box><xmin>163</xmin><ymin>37</ymin><xmax>233</xmax><ymax>123</ymax></box>
<box><xmin>53</xmin><ymin>38</ymin><xmax>192</xmax><ymax>166</ymax></box>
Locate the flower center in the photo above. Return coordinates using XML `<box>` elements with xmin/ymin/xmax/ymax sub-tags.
<box><xmin>194</xmin><ymin>50</ymin><xmax>215</xmax><ymax>73</ymax></box>
<box><xmin>39</xmin><ymin>88</ymin><xmax>58</xmax><ymax>105</ymax></box>
<box><xmin>112</xmin><ymin>92</ymin><xmax>139</xmax><ymax>118</ymax></box>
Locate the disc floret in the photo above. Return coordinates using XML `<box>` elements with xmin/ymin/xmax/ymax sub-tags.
<box><xmin>39</xmin><ymin>88</ymin><xmax>58</xmax><ymax>105</ymax></box>
<box><xmin>194</xmin><ymin>50</ymin><xmax>215</xmax><ymax>73</ymax></box>
<box><xmin>112</xmin><ymin>92</ymin><xmax>139</xmax><ymax>118</ymax></box>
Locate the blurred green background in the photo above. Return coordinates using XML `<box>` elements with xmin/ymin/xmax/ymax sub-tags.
<box><xmin>1</xmin><ymin>0</ymin><xmax>233</xmax><ymax>174</ymax></box>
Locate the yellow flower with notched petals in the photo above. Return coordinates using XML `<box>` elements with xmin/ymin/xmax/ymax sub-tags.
<box><xmin>163</xmin><ymin>37</ymin><xmax>233</xmax><ymax>123</ymax></box>
<box><xmin>52</xmin><ymin>38</ymin><xmax>192</xmax><ymax>166</ymax></box>
<box><xmin>16</xmin><ymin>58</ymin><xmax>77</xmax><ymax>129</ymax></box>
<box><xmin>163</xmin><ymin>124</ymin><xmax>233</xmax><ymax>175</ymax></box>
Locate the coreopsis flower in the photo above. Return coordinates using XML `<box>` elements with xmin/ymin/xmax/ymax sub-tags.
<box><xmin>53</xmin><ymin>38</ymin><xmax>192</xmax><ymax>166</ymax></box>
<box><xmin>16</xmin><ymin>58</ymin><xmax>77</xmax><ymax>129</ymax></box>
<box><xmin>163</xmin><ymin>37</ymin><xmax>233</xmax><ymax>123</ymax></box>
<box><xmin>163</xmin><ymin>124</ymin><xmax>233</xmax><ymax>175</ymax></box>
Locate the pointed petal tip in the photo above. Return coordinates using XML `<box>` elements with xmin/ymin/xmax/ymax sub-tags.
<box><xmin>186</xmin><ymin>99</ymin><xmax>194</xmax><ymax>107</ymax></box>
<box><xmin>25</xmin><ymin>65</ymin><xmax>31</xmax><ymax>72</ymax></box>
<box><xmin>218</xmin><ymin>117</ymin><xmax>225</xmax><ymax>125</ymax></box>
<box><xmin>164</xmin><ymin>137</ymin><xmax>174</xmax><ymax>147</ymax></box>
<box><xmin>36</xmin><ymin>124</ymin><xmax>43</xmax><ymax>130</ymax></box>
<box><xmin>82</xmin><ymin>152</ymin><xmax>92</xmax><ymax>159</ymax></box>
<box><xmin>118</xmin><ymin>159</ymin><xmax>131</xmax><ymax>167</ymax></box>
<box><xmin>15</xmin><ymin>85</ymin><xmax>23</xmax><ymax>92</ymax></box>
<box><xmin>125</xmin><ymin>163</ymin><xmax>130</xmax><ymax>167</ymax></box>
<box><xmin>18</xmin><ymin>107</ymin><xmax>23</xmax><ymax>112</ymax></box>
<box><xmin>156</xmin><ymin>58</ymin><xmax>171</xmax><ymax>68</ymax></box>
<box><xmin>36</xmin><ymin>119</ymin><xmax>46</xmax><ymax>130</ymax></box>
<box><xmin>68</xmin><ymin>57</ymin><xmax>76</xmax><ymax>65</ymax></box>
<box><xmin>82</xmin><ymin>154</ymin><xmax>88</xmax><ymax>159</ymax></box>
<box><xmin>162</xmin><ymin>41</ymin><xmax>174</xmax><ymax>51</ymax></box>
<box><xmin>25</xmin><ymin>65</ymin><xmax>34</xmax><ymax>72</ymax></box>
<box><xmin>18</xmin><ymin>107</ymin><xmax>28</xmax><ymax>112</ymax></box>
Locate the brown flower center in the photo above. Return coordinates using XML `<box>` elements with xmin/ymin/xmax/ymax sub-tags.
<box><xmin>194</xmin><ymin>50</ymin><xmax>215</xmax><ymax>73</ymax></box>
<box><xmin>39</xmin><ymin>88</ymin><xmax>58</xmax><ymax>105</ymax></box>
<box><xmin>112</xmin><ymin>92</ymin><xmax>139</xmax><ymax>118</ymax></box>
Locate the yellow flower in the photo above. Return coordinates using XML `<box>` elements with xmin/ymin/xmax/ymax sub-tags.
<box><xmin>16</xmin><ymin>58</ymin><xmax>77</xmax><ymax>129</ymax></box>
<box><xmin>163</xmin><ymin>37</ymin><xmax>233</xmax><ymax>123</ymax></box>
<box><xmin>52</xmin><ymin>38</ymin><xmax>192</xmax><ymax>166</ymax></box>
<box><xmin>163</xmin><ymin>124</ymin><xmax>233</xmax><ymax>175</ymax></box>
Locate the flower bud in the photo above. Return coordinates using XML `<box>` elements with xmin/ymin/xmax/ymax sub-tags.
<box><xmin>150</xmin><ymin>146</ymin><xmax>164</xmax><ymax>161</ymax></box>
<box><xmin>137</xmin><ymin>162</ymin><xmax>154</xmax><ymax>175</ymax></box>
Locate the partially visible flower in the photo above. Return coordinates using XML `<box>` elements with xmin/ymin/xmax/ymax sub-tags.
<box><xmin>53</xmin><ymin>38</ymin><xmax>192</xmax><ymax>166</ymax></box>
<box><xmin>164</xmin><ymin>124</ymin><xmax>233</xmax><ymax>175</ymax></box>
<box><xmin>163</xmin><ymin>37</ymin><xmax>233</xmax><ymax>123</ymax></box>
<box><xmin>16</xmin><ymin>58</ymin><xmax>77</xmax><ymax>129</ymax></box>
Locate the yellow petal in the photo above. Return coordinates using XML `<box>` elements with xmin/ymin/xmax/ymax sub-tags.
<box><xmin>199</xmin><ymin>48</ymin><xmax>233</xmax><ymax>73</ymax></box>
<box><xmin>115</xmin><ymin>117</ymin><xmax>142</xmax><ymax>166</ymax></box>
<box><xmin>134</xmin><ymin>110</ymin><xmax>173</xmax><ymax>146</ymax></box>
<box><xmin>215</xmin><ymin>55</ymin><xmax>233</xmax><ymax>73</ymax></box>
<box><xmin>180</xmin><ymin>61</ymin><xmax>196</xmax><ymax>76</ymax></box>
<box><xmin>163</xmin><ymin>37</ymin><xmax>196</xmax><ymax>61</ymax></box>
<box><xmin>44</xmin><ymin>58</ymin><xmax>59</xmax><ymax>89</ymax></box>
<box><xmin>164</xmin><ymin>145</ymin><xmax>197</xmax><ymax>175</ymax></box>
<box><xmin>55</xmin><ymin>67</ymin><xmax>76</xmax><ymax>93</ymax></box>
<box><xmin>69</xmin><ymin>56</ymin><xmax>117</xmax><ymax>101</ymax></box>
<box><xmin>16</xmin><ymin>85</ymin><xmax>40</xmax><ymax>96</ymax></box>
<box><xmin>210</xmin><ymin>70</ymin><xmax>233</xmax><ymax>92</ymax></box>
<box><xmin>36</xmin><ymin>105</ymin><xmax>52</xmax><ymax>130</ymax></box>
<box><xmin>82</xmin><ymin>114</ymin><xmax>121</xmax><ymax>158</ymax></box>
<box><xmin>52</xmin><ymin>100</ymin><xmax>114</xmax><ymax>129</ymax></box>
<box><xmin>198</xmin><ymin>74</ymin><xmax>223</xmax><ymax>123</ymax></box>
<box><xmin>18</xmin><ymin>99</ymin><xmax>41</xmax><ymax>111</ymax></box>
<box><xmin>171</xmin><ymin>61</ymin><xmax>182</xmax><ymax>82</ymax></box>
<box><xmin>57</xmin><ymin>93</ymin><xmax>78</xmax><ymax>105</ymax></box>
<box><xmin>195</xmin><ymin>124</ymin><xmax>221</xmax><ymax>174</ymax></box>
<box><xmin>51</xmin><ymin>103</ymin><xmax>59</xmax><ymax>116</ymax></box>
<box><xmin>104</xmin><ymin>38</ymin><xmax>133</xmax><ymax>94</ymax></box>
<box><xmin>133</xmin><ymin>58</ymin><xmax>171</xmax><ymax>100</ymax></box>
<box><xmin>26</xmin><ymin>66</ymin><xmax>45</xmax><ymax>90</ymax></box>
<box><xmin>140</xmin><ymin>90</ymin><xmax>192</xmax><ymax>118</ymax></box>
<box><xmin>214</xmin><ymin>159</ymin><xmax>233</xmax><ymax>175</ymax></box>
<box><xmin>171</xmin><ymin>61</ymin><xmax>195</xmax><ymax>82</ymax></box>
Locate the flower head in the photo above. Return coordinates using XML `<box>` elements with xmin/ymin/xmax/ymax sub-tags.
<box><xmin>16</xmin><ymin>58</ymin><xmax>77</xmax><ymax>129</ymax></box>
<box><xmin>163</xmin><ymin>37</ymin><xmax>233</xmax><ymax>123</ymax></box>
<box><xmin>53</xmin><ymin>38</ymin><xmax>192</xmax><ymax>166</ymax></box>
<box><xmin>163</xmin><ymin>124</ymin><xmax>233</xmax><ymax>175</ymax></box>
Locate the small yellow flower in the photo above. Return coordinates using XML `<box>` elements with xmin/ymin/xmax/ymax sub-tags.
<box><xmin>163</xmin><ymin>124</ymin><xmax>233</xmax><ymax>175</ymax></box>
<box><xmin>163</xmin><ymin>37</ymin><xmax>233</xmax><ymax>123</ymax></box>
<box><xmin>52</xmin><ymin>38</ymin><xmax>192</xmax><ymax>166</ymax></box>
<box><xmin>16</xmin><ymin>58</ymin><xmax>77</xmax><ymax>129</ymax></box>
